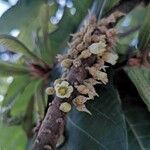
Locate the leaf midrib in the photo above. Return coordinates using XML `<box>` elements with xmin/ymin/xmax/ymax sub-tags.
<box><xmin>126</xmin><ymin>118</ymin><xmax>145</xmax><ymax>150</ymax></box>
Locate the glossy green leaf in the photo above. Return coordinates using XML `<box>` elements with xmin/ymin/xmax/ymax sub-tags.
<box><xmin>0</xmin><ymin>34</ymin><xmax>42</xmax><ymax>61</ymax></box>
<box><xmin>124</xmin><ymin>67</ymin><xmax>150</xmax><ymax>110</ymax></box>
<box><xmin>65</xmin><ymin>83</ymin><xmax>128</xmax><ymax>150</ymax></box>
<box><xmin>0</xmin><ymin>124</ymin><xmax>27</xmax><ymax>150</ymax></box>
<box><xmin>103</xmin><ymin>0</ymin><xmax>120</xmax><ymax>15</ymax></box>
<box><xmin>2</xmin><ymin>75</ymin><xmax>30</xmax><ymax>109</ymax></box>
<box><xmin>34</xmin><ymin>2</ymin><xmax>57</xmax><ymax>64</ymax></box>
<box><xmin>11</xmin><ymin>79</ymin><xmax>43</xmax><ymax>116</ymax></box>
<box><xmin>0</xmin><ymin>0</ymin><xmax>43</xmax><ymax>33</ymax></box>
<box><xmin>34</xmin><ymin>83</ymin><xmax>45</xmax><ymax>120</ymax></box>
<box><xmin>138</xmin><ymin>5</ymin><xmax>150</xmax><ymax>50</ymax></box>
<box><xmin>121</xmin><ymin>85</ymin><xmax>150</xmax><ymax>150</ymax></box>
<box><xmin>22</xmin><ymin>97</ymin><xmax>34</xmax><ymax>139</ymax></box>
<box><xmin>0</xmin><ymin>60</ymin><xmax>28</xmax><ymax>76</ymax></box>
<box><xmin>116</xmin><ymin>5</ymin><xmax>145</xmax><ymax>55</ymax></box>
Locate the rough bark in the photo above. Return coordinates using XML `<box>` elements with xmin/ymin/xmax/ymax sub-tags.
<box><xmin>32</xmin><ymin>97</ymin><xmax>66</xmax><ymax>150</ymax></box>
<box><xmin>32</xmin><ymin>56</ymin><xmax>95</xmax><ymax>150</ymax></box>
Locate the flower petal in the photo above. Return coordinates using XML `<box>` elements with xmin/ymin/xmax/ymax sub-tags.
<box><xmin>61</xmin><ymin>81</ymin><xmax>69</xmax><ymax>87</ymax></box>
<box><xmin>76</xmin><ymin>104</ymin><xmax>92</xmax><ymax>115</ymax></box>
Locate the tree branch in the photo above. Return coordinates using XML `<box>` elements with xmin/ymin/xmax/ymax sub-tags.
<box><xmin>32</xmin><ymin>0</ymin><xmax>145</xmax><ymax>149</ymax></box>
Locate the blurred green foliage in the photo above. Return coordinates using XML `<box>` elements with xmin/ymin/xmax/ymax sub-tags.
<box><xmin>0</xmin><ymin>0</ymin><xmax>150</xmax><ymax>150</ymax></box>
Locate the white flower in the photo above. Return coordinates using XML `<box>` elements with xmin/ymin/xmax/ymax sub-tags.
<box><xmin>102</xmin><ymin>52</ymin><xmax>118</xmax><ymax>65</ymax></box>
<box><xmin>54</xmin><ymin>78</ymin><xmax>63</xmax><ymax>86</ymax></box>
<box><xmin>55</xmin><ymin>81</ymin><xmax>73</xmax><ymax>98</ymax></box>
<box><xmin>59</xmin><ymin>102</ymin><xmax>71</xmax><ymax>113</ymax></box>
<box><xmin>88</xmin><ymin>41</ymin><xmax>106</xmax><ymax>55</ymax></box>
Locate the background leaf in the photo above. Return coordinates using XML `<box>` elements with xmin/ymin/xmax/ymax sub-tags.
<box><xmin>64</xmin><ymin>81</ymin><xmax>128</xmax><ymax>150</ymax></box>
<box><xmin>11</xmin><ymin>79</ymin><xmax>43</xmax><ymax>116</ymax></box>
<box><xmin>0</xmin><ymin>124</ymin><xmax>27</xmax><ymax>150</ymax></box>
<box><xmin>0</xmin><ymin>60</ymin><xmax>28</xmax><ymax>76</ymax></box>
<box><xmin>2</xmin><ymin>75</ymin><xmax>30</xmax><ymax>107</ymax></box>
<box><xmin>117</xmin><ymin>71</ymin><xmax>150</xmax><ymax>150</ymax></box>
<box><xmin>0</xmin><ymin>0</ymin><xmax>43</xmax><ymax>34</ymax></box>
<box><xmin>138</xmin><ymin>5</ymin><xmax>150</xmax><ymax>50</ymax></box>
<box><xmin>0</xmin><ymin>35</ymin><xmax>43</xmax><ymax>62</ymax></box>
<box><xmin>124</xmin><ymin>67</ymin><xmax>150</xmax><ymax>110</ymax></box>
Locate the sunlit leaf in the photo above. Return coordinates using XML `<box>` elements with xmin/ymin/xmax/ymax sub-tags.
<box><xmin>34</xmin><ymin>83</ymin><xmax>45</xmax><ymax>120</ymax></box>
<box><xmin>138</xmin><ymin>5</ymin><xmax>150</xmax><ymax>50</ymax></box>
<box><xmin>0</xmin><ymin>60</ymin><xmax>28</xmax><ymax>76</ymax></box>
<box><xmin>124</xmin><ymin>67</ymin><xmax>150</xmax><ymax>110</ymax></box>
<box><xmin>0</xmin><ymin>0</ymin><xmax>43</xmax><ymax>33</ymax></box>
<box><xmin>116</xmin><ymin>5</ymin><xmax>145</xmax><ymax>55</ymax></box>
<box><xmin>0</xmin><ymin>34</ymin><xmax>42</xmax><ymax>62</ymax></box>
<box><xmin>0</xmin><ymin>124</ymin><xmax>27</xmax><ymax>150</ymax></box>
<box><xmin>103</xmin><ymin>0</ymin><xmax>120</xmax><ymax>15</ymax></box>
<box><xmin>11</xmin><ymin>79</ymin><xmax>43</xmax><ymax>116</ymax></box>
<box><xmin>2</xmin><ymin>75</ymin><xmax>30</xmax><ymax>107</ymax></box>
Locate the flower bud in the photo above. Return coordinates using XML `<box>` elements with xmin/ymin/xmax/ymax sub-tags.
<box><xmin>102</xmin><ymin>52</ymin><xmax>118</xmax><ymax>65</ymax></box>
<box><xmin>45</xmin><ymin>87</ymin><xmax>55</xmax><ymax>95</ymax></box>
<box><xmin>88</xmin><ymin>41</ymin><xmax>106</xmax><ymax>55</ymax></box>
<box><xmin>61</xmin><ymin>58</ymin><xmax>73</xmax><ymax>68</ymax></box>
<box><xmin>59</xmin><ymin>102</ymin><xmax>71</xmax><ymax>113</ymax></box>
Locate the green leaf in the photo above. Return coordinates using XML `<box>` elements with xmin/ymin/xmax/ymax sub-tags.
<box><xmin>22</xmin><ymin>97</ymin><xmax>34</xmax><ymax>138</ymax></box>
<box><xmin>65</xmin><ymin>83</ymin><xmax>127</xmax><ymax>150</ymax></box>
<box><xmin>103</xmin><ymin>0</ymin><xmax>120</xmax><ymax>15</ymax></box>
<box><xmin>34</xmin><ymin>2</ymin><xmax>57</xmax><ymax>64</ymax></box>
<box><xmin>138</xmin><ymin>5</ymin><xmax>150</xmax><ymax>50</ymax></box>
<box><xmin>0</xmin><ymin>0</ymin><xmax>43</xmax><ymax>33</ymax></box>
<box><xmin>34</xmin><ymin>83</ymin><xmax>45</xmax><ymax>120</ymax></box>
<box><xmin>0</xmin><ymin>60</ymin><xmax>28</xmax><ymax>76</ymax></box>
<box><xmin>11</xmin><ymin>79</ymin><xmax>43</xmax><ymax>116</ymax></box>
<box><xmin>124</xmin><ymin>67</ymin><xmax>150</xmax><ymax>110</ymax></box>
<box><xmin>116</xmin><ymin>5</ymin><xmax>145</xmax><ymax>55</ymax></box>
<box><xmin>0</xmin><ymin>124</ymin><xmax>27</xmax><ymax>150</ymax></box>
<box><xmin>2</xmin><ymin>75</ymin><xmax>30</xmax><ymax>109</ymax></box>
<box><xmin>122</xmin><ymin>86</ymin><xmax>150</xmax><ymax>150</ymax></box>
<box><xmin>0</xmin><ymin>34</ymin><xmax>42</xmax><ymax>61</ymax></box>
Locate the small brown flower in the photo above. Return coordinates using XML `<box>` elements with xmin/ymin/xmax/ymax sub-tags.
<box><xmin>73</xmin><ymin>58</ymin><xmax>82</xmax><ymax>67</ymax></box>
<box><xmin>61</xmin><ymin>58</ymin><xmax>73</xmax><ymax>69</ymax></box>
<box><xmin>73</xmin><ymin>95</ymin><xmax>91</xmax><ymax>115</ymax></box>
<box><xmin>87</xmin><ymin>67</ymin><xmax>108</xmax><ymax>84</ymax></box>
<box><xmin>88</xmin><ymin>41</ymin><xmax>106</xmax><ymax>55</ymax></box>
<box><xmin>84</xmin><ymin>78</ymin><xmax>101</xmax><ymax>85</ymax></box>
<box><xmin>78</xmin><ymin>49</ymin><xmax>91</xmax><ymax>59</ymax></box>
<box><xmin>102</xmin><ymin>52</ymin><xmax>118</xmax><ymax>65</ymax></box>
<box><xmin>75</xmin><ymin>84</ymin><xmax>98</xmax><ymax>99</ymax></box>
<box><xmin>56</xmin><ymin>54</ymin><xmax>68</xmax><ymax>62</ymax></box>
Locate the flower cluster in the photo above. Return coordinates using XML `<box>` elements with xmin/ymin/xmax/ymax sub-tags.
<box><xmin>46</xmin><ymin>11</ymin><xmax>123</xmax><ymax>114</ymax></box>
<box><xmin>46</xmin><ymin>80</ymin><xmax>73</xmax><ymax>99</ymax></box>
